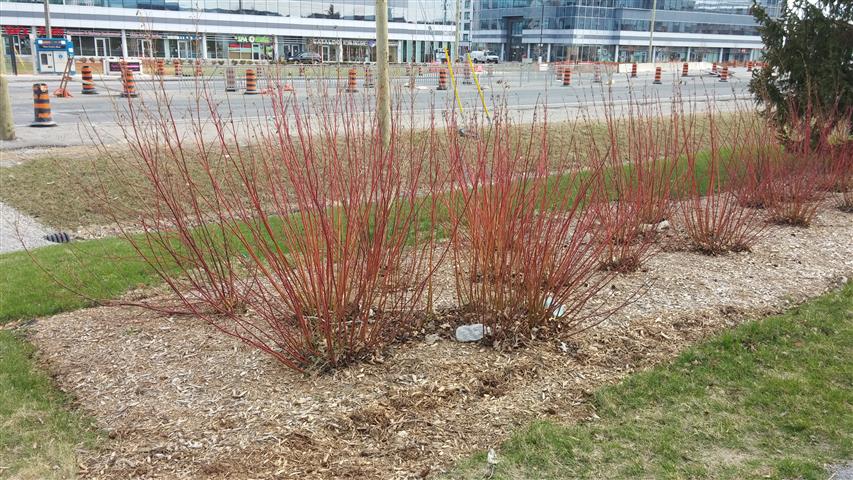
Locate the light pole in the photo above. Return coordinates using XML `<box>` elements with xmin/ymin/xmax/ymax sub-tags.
<box><xmin>376</xmin><ymin>0</ymin><xmax>391</xmax><ymax>148</ymax></box>
<box><xmin>647</xmin><ymin>0</ymin><xmax>657</xmax><ymax>63</ymax></box>
<box><xmin>43</xmin><ymin>0</ymin><xmax>52</xmax><ymax>37</ymax></box>
<box><xmin>0</xmin><ymin>32</ymin><xmax>16</xmax><ymax>141</ymax></box>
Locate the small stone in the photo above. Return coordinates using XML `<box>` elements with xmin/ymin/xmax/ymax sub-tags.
<box><xmin>455</xmin><ymin>324</ymin><xmax>489</xmax><ymax>342</ymax></box>
<box><xmin>656</xmin><ymin>220</ymin><xmax>671</xmax><ymax>232</ymax></box>
<box><xmin>424</xmin><ymin>333</ymin><xmax>440</xmax><ymax>345</ymax></box>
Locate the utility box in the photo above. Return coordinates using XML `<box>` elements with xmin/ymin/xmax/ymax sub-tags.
<box><xmin>35</xmin><ymin>37</ymin><xmax>75</xmax><ymax>74</ymax></box>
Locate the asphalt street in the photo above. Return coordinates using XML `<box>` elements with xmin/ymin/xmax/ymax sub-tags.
<box><xmin>1</xmin><ymin>65</ymin><xmax>753</xmax><ymax>150</ymax></box>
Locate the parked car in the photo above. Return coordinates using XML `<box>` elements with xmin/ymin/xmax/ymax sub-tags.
<box><xmin>288</xmin><ymin>52</ymin><xmax>322</xmax><ymax>64</ymax></box>
<box><xmin>469</xmin><ymin>50</ymin><xmax>500</xmax><ymax>64</ymax></box>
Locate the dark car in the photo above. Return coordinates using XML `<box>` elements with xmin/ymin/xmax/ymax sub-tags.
<box><xmin>288</xmin><ymin>52</ymin><xmax>322</xmax><ymax>64</ymax></box>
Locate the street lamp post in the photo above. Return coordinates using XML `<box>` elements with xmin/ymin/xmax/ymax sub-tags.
<box><xmin>648</xmin><ymin>0</ymin><xmax>657</xmax><ymax>63</ymax></box>
<box><xmin>376</xmin><ymin>0</ymin><xmax>391</xmax><ymax>148</ymax></box>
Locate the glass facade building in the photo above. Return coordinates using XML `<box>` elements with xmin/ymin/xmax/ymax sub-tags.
<box><xmin>1</xmin><ymin>0</ymin><xmax>458</xmax><ymax>63</ymax></box>
<box><xmin>469</xmin><ymin>0</ymin><xmax>780</xmax><ymax>62</ymax></box>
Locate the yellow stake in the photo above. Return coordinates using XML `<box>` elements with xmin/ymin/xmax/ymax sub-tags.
<box><xmin>443</xmin><ymin>47</ymin><xmax>463</xmax><ymax>114</ymax></box>
<box><xmin>466</xmin><ymin>54</ymin><xmax>490</xmax><ymax>119</ymax></box>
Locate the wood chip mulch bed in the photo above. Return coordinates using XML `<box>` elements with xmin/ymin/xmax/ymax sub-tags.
<box><xmin>24</xmin><ymin>205</ymin><xmax>853</xmax><ymax>479</ymax></box>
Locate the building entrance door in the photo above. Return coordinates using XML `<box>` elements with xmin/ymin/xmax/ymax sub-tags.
<box><xmin>94</xmin><ymin>38</ymin><xmax>108</xmax><ymax>57</ymax></box>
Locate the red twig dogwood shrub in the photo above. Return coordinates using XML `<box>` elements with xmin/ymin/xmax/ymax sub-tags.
<box><xmin>586</xmin><ymin>97</ymin><xmax>680</xmax><ymax>272</ymax></box>
<box><xmin>91</xmin><ymin>80</ymin><xmax>448</xmax><ymax>372</ymax></box>
<box><xmin>445</xmin><ymin>109</ymin><xmax>617</xmax><ymax>345</ymax></box>
<box><xmin>678</xmin><ymin>107</ymin><xmax>768</xmax><ymax>254</ymax></box>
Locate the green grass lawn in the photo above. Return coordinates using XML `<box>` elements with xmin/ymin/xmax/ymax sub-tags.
<box><xmin>0</xmin><ymin>331</ymin><xmax>100</xmax><ymax>479</ymax></box>
<box><xmin>452</xmin><ymin>283</ymin><xmax>853</xmax><ymax>480</ymax></box>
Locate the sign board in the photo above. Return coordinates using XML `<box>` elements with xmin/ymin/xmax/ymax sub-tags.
<box><xmin>35</xmin><ymin>38</ymin><xmax>70</xmax><ymax>51</ymax></box>
<box><xmin>234</xmin><ymin>35</ymin><xmax>272</xmax><ymax>44</ymax></box>
<box><xmin>108</xmin><ymin>60</ymin><xmax>142</xmax><ymax>72</ymax></box>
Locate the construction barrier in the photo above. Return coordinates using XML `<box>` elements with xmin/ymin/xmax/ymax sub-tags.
<box><xmin>31</xmin><ymin>83</ymin><xmax>57</xmax><ymax>127</ymax></box>
<box><xmin>747</xmin><ymin>61</ymin><xmax>753</xmax><ymax>72</ymax></box>
<box><xmin>711</xmin><ymin>62</ymin><xmax>718</xmax><ymax>75</ymax></box>
<box><xmin>653</xmin><ymin>66</ymin><xmax>662</xmax><ymax>85</ymax></box>
<box><xmin>437</xmin><ymin>67</ymin><xmax>448</xmax><ymax>90</ymax></box>
<box><xmin>562</xmin><ymin>68</ymin><xmax>572</xmax><ymax>86</ymax></box>
<box><xmin>631</xmin><ymin>62</ymin><xmax>638</xmax><ymax>78</ymax></box>
<box><xmin>244</xmin><ymin>69</ymin><xmax>259</xmax><ymax>95</ymax></box>
<box><xmin>719</xmin><ymin>65</ymin><xmax>729</xmax><ymax>82</ymax></box>
<box><xmin>682</xmin><ymin>62</ymin><xmax>689</xmax><ymax>77</ymax></box>
<box><xmin>346</xmin><ymin>68</ymin><xmax>358</xmax><ymax>93</ymax></box>
<box><xmin>173</xmin><ymin>60</ymin><xmax>182</xmax><ymax>77</ymax></box>
<box><xmin>593</xmin><ymin>63</ymin><xmax>602</xmax><ymax>83</ymax></box>
<box><xmin>156</xmin><ymin>59</ymin><xmax>165</xmax><ymax>77</ymax></box>
<box><xmin>225</xmin><ymin>67</ymin><xmax>237</xmax><ymax>92</ymax></box>
<box><xmin>462</xmin><ymin>64</ymin><xmax>472</xmax><ymax>85</ymax></box>
<box><xmin>120</xmin><ymin>64</ymin><xmax>139</xmax><ymax>98</ymax></box>
<box><xmin>81</xmin><ymin>65</ymin><xmax>97</xmax><ymax>95</ymax></box>
<box><xmin>363</xmin><ymin>67</ymin><xmax>374</xmax><ymax>88</ymax></box>
<box><xmin>194</xmin><ymin>61</ymin><xmax>203</xmax><ymax>77</ymax></box>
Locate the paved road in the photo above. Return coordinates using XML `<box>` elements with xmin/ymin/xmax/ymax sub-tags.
<box><xmin>1</xmin><ymin>66</ymin><xmax>753</xmax><ymax>150</ymax></box>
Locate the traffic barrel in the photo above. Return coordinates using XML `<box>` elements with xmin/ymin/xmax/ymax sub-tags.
<box><xmin>653</xmin><ymin>66</ymin><xmax>662</xmax><ymax>85</ymax></box>
<box><xmin>81</xmin><ymin>65</ymin><xmax>97</xmax><ymax>95</ymax></box>
<box><xmin>562</xmin><ymin>68</ymin><xmax>572</xmax><ymax>86</ymax></box>
<box><xmin>681</xmin><ymin>62</ymin><xmax>689</xmax><ymax>77</ymax></box>
<box><xmin>299</xmin><ymin>65</ymin><xmax>305</xmax><ymax>77</ymax></box>
<box><xmin>346</xmin><ymin>68</ymin><xmax>358</xmax><ymax>93</ymax></box>
<box><xmin>631</xmin><ymin>63</ymin><xmax>637</xmax><ymax>78</ymax></box>
<box><xmin>225</xmin><ymin>67</ymin><xmax>237</xmax><ymax>92</ymax></box>
<box><xmin>462</xmin><ymin>64</ymin><xmax>472</xmax><ymax>85</ymax></box>
<box><xmin>120</xmin><ymin>64</ymin><xmax>139</xmax><ymax>98</ymax></box>
<box><xmin>156</xmin><ymin>59</ymin><xmax>165</xmax><ymax>77</ymax></box>
<box><xmin>363</xmin><ymin>67</ymin><xmax>374</xmax><ymax>88</ymax></box>
<box><xmin>747</xmin><ymin>61</ymin><xmax>753</xmax><ymax>72</ymax></box>
<box><xmin>173</xmin><ymin>60</ymin><xmax>182</xmax><ymax>77</ymax></box>
<box><xmin>244</xmin><ymin>69</ymin><xmax>259</xmax><ymax>94</ymax></box>
<box><xmin>711</xmin><ymin>62</ymin><xmax>718</xmax><ymax>75</ymax></box>
<box><xmin>194</xmin><ymin>61</ymin><xmax>203</xmax><ymax>77</ymax></box>
<box><xmin>31</xmin><ymin>83</ymin><xmax>57</xmax><ymax>127</ymax></box>
<box><xmin>719</xmin><ymin>65</ymin><xmax>729</xmax><ymax>82</ymax></box>
<box><xmin>437</xmin><ymin>68</ymin><xmax>448</xmax><ymax>90</ymax></box>
<box><xmin>593</xmin><ymin>63</ymin><xmax>602</xmax><ymax>83</ymax></box>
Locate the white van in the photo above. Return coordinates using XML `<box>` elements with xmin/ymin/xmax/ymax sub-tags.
<box><xmin>469</xmin><ymin>50</ymin><xmax>500</xmax><ymax>64</ymax></box>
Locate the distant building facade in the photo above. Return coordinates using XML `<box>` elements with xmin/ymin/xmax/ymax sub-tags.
<box><xmin>469</xmin><ymin>0</ymin><xmax>780</xmax><ymax>63</ymax></box>
<box><xmin>1</xmin><ymin>0</ymin><xmax>457</xmax><ymax>63</ymax></box>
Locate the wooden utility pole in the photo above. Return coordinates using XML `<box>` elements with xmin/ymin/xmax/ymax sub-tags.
<box><xmin>376</xmin><ymin>0</ymin><xmax>391</xmax><ymax>147</ymax></box>
<box><xmin>0</xmin><ymin>32</ymin><xmax>16</xmax><ymax>141</ymax></box>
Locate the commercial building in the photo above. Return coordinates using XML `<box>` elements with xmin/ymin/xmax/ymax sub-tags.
<box><xmin>469</xmin><ymin>0</ymin><xmax>780</xmax><ymax>63</ymax></box>
<box><xmin>1</xmin><ymin>0</ymin><xmax>457</xmax><ymax>65</ymax></box>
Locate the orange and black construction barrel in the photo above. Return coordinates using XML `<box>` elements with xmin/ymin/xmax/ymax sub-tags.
<box><xmin>81</xmin><ymin>65</ymin><xmax>98</xmax><ymax>95</ymax></box>
<box><xmin>156</xmin><ymin>59</ymin><xmax>165</xmax><ymax>77</ymax></box>
<box><xmin>120</xmin><ymin>64</ymin><xmax>139</xmax><ymax>98</ymax></box>
<box><xmin>173</xmin><ymin>60</ymin><xmax>182</xmax><ymax>76</ymax></box>
<box><xmin>653</xmin><ymin>66</ymin><xmax>662</xmax><ymax>85</ymax></box>
<box><xmin>244</xmin><ymin>69</ymin><xmax>259</xmax><ymax>94</ymax></box>
<box><xmin>31</xmin><ymin>83</ymin><xmax>57</xmax><ymax>127</ymax></box>
<box><xmin>562</xmin><ymin>68</ymin><xmax>572</xmax><ymax>86</ymax></box>
<box><xmin>681</xmin><ymin>62</ymin><xmax>689</xmax><ymax>77</ymax></box>
<box><xmin>719</xmin><ymin>65</ymin><xmax>729</xmax><ymax>82</ymax></box>
<box><xmin>346</xmin><ymin>68</ymin><xmax>358</xmax><ymax>93</ymax></box>
<box><xmin>194</xmin><ymin>61</ymin><xmax>203</xmax><ymax>77</ymax></box>
<box><xmin>711</xmin><ymin>62</ymin><xmax>718</xmax><ymax>75</ymax></box>
<box><xmin>631</xmin><ymin>63</ymin><xmax>638</xmax><ymax>78</ymax></box>
<box><xmin>747</xmin><ymin>61</ymin><xmax>753</xmax><ymax>72</ymax></box>
<box><xmin>593</xmin><ymin>63</ymin><xmax>602</xmax><ymax>83</ymax></box>
<box><xmin>437</xmin><ymin>68</ymin><xmax>448</xmax><ymax>90</ymax></box>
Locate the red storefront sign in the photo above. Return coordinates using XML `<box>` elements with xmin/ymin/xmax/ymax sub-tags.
<box><xmin>2</xmin><ymin>26</ymin><xmax>65</xmax><ymax>37</ymax></box>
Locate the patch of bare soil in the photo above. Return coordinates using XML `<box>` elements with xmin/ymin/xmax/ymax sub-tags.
<box><xmin>27</xmin><ymin>206</ymin><xmax>853</xmax><ymax>479</ymax></box>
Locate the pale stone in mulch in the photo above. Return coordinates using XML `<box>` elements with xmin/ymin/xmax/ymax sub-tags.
<box><xmin>25</xmin><ymin>205</ymin><xmax>853</xmax><ymax>479</ymax></box>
